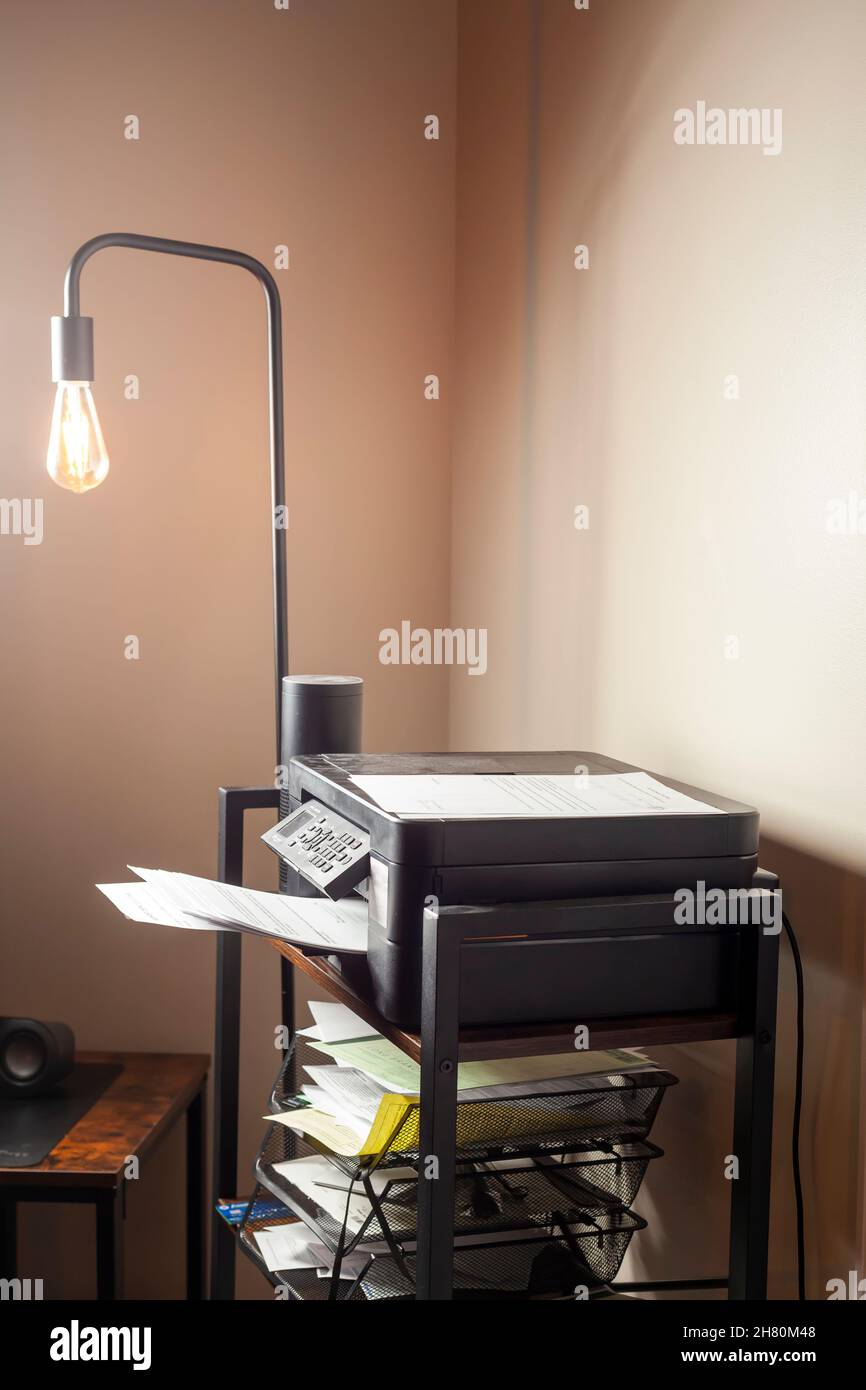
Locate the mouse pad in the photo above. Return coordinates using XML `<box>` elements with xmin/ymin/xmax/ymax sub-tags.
<box><xmin>0</xmin><ymin>1063</ymin><xmax>124</xmax><ymax>1168</ymax></box>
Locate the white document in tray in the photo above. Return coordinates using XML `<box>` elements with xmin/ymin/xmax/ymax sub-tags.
<box><xmin>253</xmin><ymin>1223</ymin><xmax>372</xmax><ymax>1279</ymax></box>
<box><xmin>296</xmin><ymin>1000</ymin><xmax>378</xmax><ymax>1044</ymax></box>
<box><xmin>349</xmin><ymin>770</ymin><xmax>723</xmax><ymax>819</ymax></box>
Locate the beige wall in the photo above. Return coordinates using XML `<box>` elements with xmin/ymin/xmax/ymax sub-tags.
<box><xmin>452</xmin><ymin>0</ymin><xmax>866</xmax><ymax>1297</ymax></box>
<box><xmin>4</xmin><ymin>0</ymin><xmax>865</xmax><ymax>1304</ymax></box>
<box><xmin>0</xmin><ymin>0</ymin><xmax>455</xmax><ymax>1297</ymax></box>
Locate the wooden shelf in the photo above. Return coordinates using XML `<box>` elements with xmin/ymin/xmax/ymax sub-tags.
<box><xmin>271</xmin><ymin>941</ymin><xmax>737</xmax><ymax>1063</ymax></box>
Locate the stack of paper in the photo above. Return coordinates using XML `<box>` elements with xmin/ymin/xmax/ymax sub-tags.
<box><xmin>252</xmin><ymin>1215</ymin><xmax>375</xmax><ymax>1280</ymax></box>
<box><xmin>268</xmin><ymin>1000</ymin><xmax>652</xmax><ymax>1160</ymax></box>
<box><xmin>349</xmin><ymin>770</ymin><xmax>723</xmax><ymax>819</ymax></box>
<box><xmin>96</xmin><ymin>869</ymin><xmax>368</xmax><ymax>952</ymax></box>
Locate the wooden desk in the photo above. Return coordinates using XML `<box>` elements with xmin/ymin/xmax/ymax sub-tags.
<box><xmin>0</xmin><ymin>1051</ymin><xmax>209</xmax><ymax>1300</ymax></box>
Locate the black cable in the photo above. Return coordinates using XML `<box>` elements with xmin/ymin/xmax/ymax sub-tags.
<box><xmin>782</xmin><ymin>911</ymin><xmax>806</xmax><ymax>1300</ymax></box>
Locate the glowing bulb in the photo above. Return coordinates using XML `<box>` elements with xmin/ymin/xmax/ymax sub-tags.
<box><xmin>46</xmin><ymin>382</ymin><xmax>109</xmax><ymax>493</ymax></box>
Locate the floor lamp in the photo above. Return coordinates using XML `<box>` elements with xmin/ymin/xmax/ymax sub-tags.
<box><xmin>47</xmin><ymin>232</ymin><xmax>360</xmax><ymax>1297</ymax></box>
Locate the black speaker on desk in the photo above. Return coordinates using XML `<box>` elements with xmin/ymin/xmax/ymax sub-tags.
<box><xmin>0</xmin><ymin>1018</ymin><xmax>75</xmax><ymax>1097</ymax></box>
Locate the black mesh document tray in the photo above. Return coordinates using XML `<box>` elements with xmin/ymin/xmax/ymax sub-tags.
<box><xmin>248</xmin><ymin>1043</ymin><xmax>675</xmax><ymax>1299</ymax></box>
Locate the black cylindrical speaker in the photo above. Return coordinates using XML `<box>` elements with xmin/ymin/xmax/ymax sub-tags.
<box><xmin>280</xmin><ymin>674</ymin><xmax>363</xmax><ymax>762</ymax></box>
<box><xmin>278</xmin><ymin>675</ymin><xmax>363</xmax><ymax>895</ymax></box>
<box><xmin>0</xmin><ymin>1018</ymin><xmax>75</xmax><ymax>1097</ymax></box>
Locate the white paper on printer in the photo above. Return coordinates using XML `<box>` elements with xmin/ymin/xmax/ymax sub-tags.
<box><xmin>349</xmin><ymin>770</ymin><xmax>723</xmax><ymax>819</ymax></box>
<box><xmin>124</xmin><ymin>868</ymin><xmax>368</xmax><ymax>952</ymax></box>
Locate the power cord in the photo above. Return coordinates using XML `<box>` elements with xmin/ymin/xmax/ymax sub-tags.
<box><xmin>782</xmin><ymin>910</ymin><xmax>806</xmax><ymax>1300</ymax></box>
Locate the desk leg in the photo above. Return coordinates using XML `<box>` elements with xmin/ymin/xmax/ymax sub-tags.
<box><xmin>187</xmin><ymin>1086</ymin><xmax>206</xmax><ymax>1300</ymax></box>
<box><xmin>0</xmin><ymin>1201</ymin><xmax>16</xmax><ymax>1277</ymax></box>
<box><xmin>96</xmin><ymin>1189</ymin><xmax>124</xmax><ymax>1300</ymax></box>
<box><xmin>729</xmin><ymin>920</ymin><xmax>780</xmax><ymax>1300</ymax></box>
<box><xmin>416</xmin><ymin>912</ymin><xmax>460</xmax><ymax>1301</ymax></box>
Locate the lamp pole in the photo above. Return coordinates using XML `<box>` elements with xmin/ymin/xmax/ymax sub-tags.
<box><xmin>51</xmin><ymin>232</ymin><xmax>289</xmax><ymax>757</ymax></box>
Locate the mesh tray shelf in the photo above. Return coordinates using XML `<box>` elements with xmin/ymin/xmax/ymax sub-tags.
<box><xmin>357</xmin><ymin>1216</ymin><xmax>643</xmax><ymax>1299</ymax></box>
<box><xmin>256</xmin><ymin>1037</ymin><xmax>673</xmax><ymax>1296</ymax></box>
<box><xmin>255</xmin><ymin>1124</ymin><xmax>648</xmax><ymax>1286</ymax></box>
<box><xmin>245</xmin><ymin>1161</ymin><xmax>644</xmax><ymax>1298</ymax></box>
<box><xmin>268</xmin><ymin>1036</ymin><xmax>676</xmax><ymax>1171</ymax></box>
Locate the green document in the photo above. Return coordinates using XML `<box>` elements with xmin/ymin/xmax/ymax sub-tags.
<box><xmin>306</xmin><ymin>1037</ymin><xmax>646</xmax><ymax>1095</ymax></box>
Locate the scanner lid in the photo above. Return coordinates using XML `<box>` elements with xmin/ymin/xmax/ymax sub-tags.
<box><xmin>287</xmin><ymin>751</ymin><xmax>759</xmax><ymax>868</ymax></box>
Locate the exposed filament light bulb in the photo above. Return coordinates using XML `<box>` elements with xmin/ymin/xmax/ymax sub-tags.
<box><xmin>46</xmin><ymin>381</ymin><xmax>109</xmax><ymax>494</ymax></box>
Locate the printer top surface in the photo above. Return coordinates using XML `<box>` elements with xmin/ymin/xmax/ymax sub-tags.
<box><xmin>288</xmin><ymin>751</ymin><xmax>759</xmax><ymax>867</ymax></box>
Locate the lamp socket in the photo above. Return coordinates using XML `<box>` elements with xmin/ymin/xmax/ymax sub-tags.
<box><xmin>51</xmin><ymin>315</ymin><xmax>94</xmax><ymax>383</ymax></box>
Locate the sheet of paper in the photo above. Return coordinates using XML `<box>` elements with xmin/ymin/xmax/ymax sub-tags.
<box><xmin>311</xmin><ymin>1243</ymin><xmax>372</xmax><ymax>1281</ymax></box>
<box><xmin>96</xmin><ymin>880</ymin><xmax>230</xmax><ymax>931</ymax></box>
<box><xmin>307</xmin><ymin>1000</ymin><xmax>378</xmax><ymax>1043</ymax></box>
<box><xmin>299</xmin><ymin>1083</ymin><xmax>332</xmax><ymax>1106</ymax></box>
<box><xmin>307</xmin><ymin>1037</ymin><xmax>648</xmax><ymax>1095</ymax></box>
<box><xmin>307</xmin><ymin>1036</ymin><xmax>421</xmax><ymax>1093</ymax></box>
<box><xmin>349</xmin><ymin>770</ymin><xmax>723</xmax><ymax>819</ymax></box>
<box><xmin>268</xmin><ymin>1107</ymin><xmax>370</xmax><ymax>1157</ymax></box>
<box><xmin>305</xmin><ymin>1165</ymin><xmax>418</xmax><ymax>1194</ymax></box>
<box><xmin>128</xmin><ymin>868</ymin><xmax>368</xmax><ymax>953</ymax></box>
<box><xmin>254</xmin><ymin>1219</ymin><xmax>374</xmax><ymax>1280</ymax></box>
<box><xmin>455</xmin><ymin>1047</ymin><xmax>652</xmax><ymax>1096</ymax></box>
<box><xmin>268</xmin><ymin>1155</ymin><xmax>374</xmax><ymax>1233</ymax></box>
<box><xmin>254</xmin><ymin>1223</ymin><xmax>325</xmax><ymax>1274</ymax></box>
<box><xmin>269</xmin><ymin>1154</ymin><xmax>415</xmax><ymax>1236</ymax></box>
<box><xmin>302</xmin><ymin>1065</ymin><xmax>390</xmax><ymax>1123</ymax></box>
<box><xmin>270</xmin><ymin>1091</ymin><xmax>417</xmax><ymax>1159</ymax></box>
<box><xmin>97</xmin><ymin>881</ymin><xmax>179</xmax><ymax>928</ymax></box>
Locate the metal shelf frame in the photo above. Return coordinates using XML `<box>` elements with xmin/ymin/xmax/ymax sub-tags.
<box><xmin>209</xmin><ymin>785</ymin><xmax>780</xmax><ymax>1302</ymax></box>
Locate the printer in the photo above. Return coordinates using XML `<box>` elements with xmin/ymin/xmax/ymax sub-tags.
<box><xmin>272</xmin><ymin>751</ymin><xmax>761</xmax><ymax>1030</ymax></box>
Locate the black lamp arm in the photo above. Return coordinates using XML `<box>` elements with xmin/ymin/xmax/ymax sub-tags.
<box><xmin>56</xmin><ymin>232</ymin><xmax>289</xmax><ymax>757</ymax></box>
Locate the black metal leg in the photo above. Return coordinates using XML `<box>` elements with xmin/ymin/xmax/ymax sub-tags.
<box><xmin>416</xmin><ymin>908</ymin><xmax>461</xmax><ymax>1301</ymax></box>
<box><xmin>187</xmin><ymin>1086</ymin><xmax>206</xmax><ymax>1300</ymax></box>
<box><xmin>728</xmin><ymin>909</ymin><xmax>780</xmax><ymax>1299</ymax></box>
<box><xmin>280</xmin><ymin>956</ymin><xmax>295</xmax><ymax>1044</ymax></box>
<box><xmin>211</xmin><ymin>946</ymin><xmax>241</xmax><ymax>1301</ymax></box>
<box><xmin>211</xmin><ymin>789</ymin><xmax>245</xmax><ymax>1301</ymax></box>
<box><xmin>0</xmin><ymin>1201</ymin><xmax>16</xmax><ymax>1278</ymax></box>
<box><xmin>96</xmin><ymin>1189</ymin><xmax>124</xmax><ymax>1300</ymax></box>
<box><xmin>210</xmin><ymin>785</ymin><xmax>280</xmax><ymax>1300</ymax></box>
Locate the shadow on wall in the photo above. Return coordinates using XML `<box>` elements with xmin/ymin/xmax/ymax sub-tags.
<box><xmin>622</xmin><ymin>835</ymin><xmax>866</xmax><ymax>1301</ymax></box>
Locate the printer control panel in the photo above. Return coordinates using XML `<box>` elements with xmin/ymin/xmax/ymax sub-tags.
<box><xmin>261</xmin><ymin>799</ymin><xmax>371</xmax><ymax>901</ymax></box>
